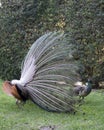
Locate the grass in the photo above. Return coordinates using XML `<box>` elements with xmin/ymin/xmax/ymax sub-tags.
<box><xmin>0</xmin><ymin>79</ymin><xmax>104</xmax><ymax>130</ymax></box>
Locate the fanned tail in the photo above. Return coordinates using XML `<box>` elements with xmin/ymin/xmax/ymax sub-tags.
<box><xmin>11</xmin><ymin>32</ymin><xmax>80</xmax><ymax>112</ymax></box>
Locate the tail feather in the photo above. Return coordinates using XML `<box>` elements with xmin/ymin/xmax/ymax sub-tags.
<box><xmin>26</xmin><ymin>86</ymin><xmax>75</xmax><ymax>112</ymax></box>
<box><xmin>29</xmin><ymin>88</ymin><xmax>64</xmax><ymax>111</ymax></box>
<box><xmin>6</xmin><ymin>32</ymin><xmax>80</xmax><ymax>112</ymax></box>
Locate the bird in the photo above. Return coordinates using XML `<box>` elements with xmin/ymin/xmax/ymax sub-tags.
<box><xmin>2</xmin><ymin>32</ymin><xmax>80</xmax><ymax>112</ymax></box>
<box><xmin>73</xmin><ymin>79</ymin><xmax>92</xmax><ymax>100</ymax></box>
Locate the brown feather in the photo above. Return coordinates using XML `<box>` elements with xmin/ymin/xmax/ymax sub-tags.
<box><xmin>2</xmin><ymin>81</ymin><xmax>22</xmax><ymax>100</ymax></box>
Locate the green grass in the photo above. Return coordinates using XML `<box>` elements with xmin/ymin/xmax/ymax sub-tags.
<box><xmin>0</xmin><ymin>79</ymin><xmax>104</xmax><ymax>130</ymax></box>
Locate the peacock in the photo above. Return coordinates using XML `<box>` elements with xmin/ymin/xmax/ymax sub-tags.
<box><xmin>3</xmin><ymin>32</ymin><xmax>80</xmax><ymax>112</ymax></box>
<box><xmin>73</xmin><ymin>79</ymin><xmax>92</xmax><ymax>100</ymax></box>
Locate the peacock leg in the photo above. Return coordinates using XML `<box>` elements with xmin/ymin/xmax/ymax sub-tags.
<box><xmin>16</xmin><ymin>99</ymin><xmax>25</xmax><ymax>109</ymax></box>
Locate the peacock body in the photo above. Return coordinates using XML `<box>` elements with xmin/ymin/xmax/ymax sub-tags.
<box><xmin>3</xmin><ymin>32</ymin><xmax>80</xmax><ymax>112</ymax></box>
<box><xmin>73</xmin><ymin>79</ymin><xmax>92</xmax><ymax>100</ymax></box>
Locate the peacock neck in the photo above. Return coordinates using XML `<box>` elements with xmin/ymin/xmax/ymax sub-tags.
<box><xmin>87</xmin><ymin>82</ymin><xmax>92</xmax><ymax>90</ymax></box>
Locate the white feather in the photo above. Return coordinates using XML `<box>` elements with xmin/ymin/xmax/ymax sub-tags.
<box><xmin>11</xmin><ymin>79</ymin><xmax>22</xmax><ymax>85</ymax></box>
<box><xmin>11</xmin><ymin>33</ymin><xmax>53</xmax><ymax>86</ymax></box>
<box><xmin>11</xmin><ymin>32</ymin><xmax>73</xmax><ymax>87</ymax></box>
<box><xmin>11</xmin><ymin>56</ymin><xmax>36</xmax><ymax>86</ymax></box>
<box><xmin>74</xmin><ymin>81</ymin><xmax>83</xmax><ymax>86</ymax></box>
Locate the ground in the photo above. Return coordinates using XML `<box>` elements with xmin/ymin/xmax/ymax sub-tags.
<box><xmin>0</xmin><ymin>80</ymin><xmax>104</xmax><ymax>130</ymax></box>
